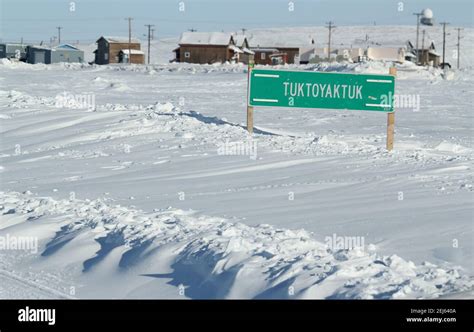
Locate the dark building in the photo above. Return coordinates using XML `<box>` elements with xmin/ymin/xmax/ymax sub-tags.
<box><xmin>94</xmin><ymin>36</ymin><xmax>144</xmax><ymax>64</ymax></box>
<box><xmin>26</xmin><ymin>44</ymin><xmax>84</xmax><ymax>64</ymax></box>
<box><xmin>246</xmin><ymin>35</ymin><xmax>302</xmax><ymax>65</ymax></box>
<box><xmin>0</xmin><ymin>43</ymin><xmax>28</xmax><ymax>60</ymax></box>
<box><xmin>407</xmin><ymin>41</ymin><xmax>441</xmax><ymax>66</ymax></box>
<box><xmin>173</xmin><ymin>32</ymin><xmax>253</xmax><ymax>64</ymax></box>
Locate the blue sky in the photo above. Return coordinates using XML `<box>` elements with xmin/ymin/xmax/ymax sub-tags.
<box><xmin>1</xmin><ymin>0</ymin><xmax>473</xmax><ymax>43</ymax></box>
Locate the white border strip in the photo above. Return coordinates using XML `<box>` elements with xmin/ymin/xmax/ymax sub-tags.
<box><xmin>253</xmin><ymin>98</ymin><xmax>279</xmax><ymax>103</ymax></box>
<box><xmin>366</xmin><ymin>103</ymin><xmax>392</xmax><ymax>107</ymax></box>
<box><xmin>366</xmin><ymin>79</ymin><xmax>393</xmax><ymax>83</ymax></box>
<box><xmin>254</xmin><ymin>74</ymin><xmax>280</xmax><ymax>78</ymax></box>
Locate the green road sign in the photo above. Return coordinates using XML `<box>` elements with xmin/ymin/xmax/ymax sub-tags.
<box><xmin>248</xmin><ymin>69</ymin><xmax>395</xmax><ymax>112</ymax></box>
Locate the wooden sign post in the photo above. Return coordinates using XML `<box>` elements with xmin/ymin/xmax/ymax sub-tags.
<box><xmin>386</xmin><ymin>67</ymin><xmax>397</xmax><ymax>151</ymax></box>
<box><xmin>247</xmin><ymin>67</ymin><xmax>396</xmax><ymax>149</ymax></box>
<box><xmin>247</xmin><ymin>56</ymin><xmax>255</xmax><ymax>134</ymax></box>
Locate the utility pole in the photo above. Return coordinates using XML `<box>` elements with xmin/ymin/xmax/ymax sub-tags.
<box><xmin>440</xmin><ymin>22</ymin><xmax>449</xmax><ymax>67</ymax></box>
<box><xmin>145</xmin><ymin>24</ymin><xmax>154</xmax><ymax>65</ymax></box>
<box><xmin>413</xmin><ymin>13</ymin><xmax>421</xmax><ymax>64</ymax></box>
<box><xmin>421</xmin><ymin>29</ymin><xmax>425</xmax><ymax>65</ymax></box>
<box><xmin>125</xmin><ymin>17</ymin><xmax>133</xmax><ymax>64</ymax></box>
<box><xmin>455</xmin><ymin>28</ymin><xmax>463</xmax><ymax>69</ymax></box>
<box><xmin>326</xmin><ymin>21</ymin><xmax>335</xmax><ymax>61</ymax></box>
<box><xmin>56</xmin><ymin>26</ymin><xmax>62</xmax><ymax>44</ymax></box>
<box><xmin>151</xmin><ymin>28</ymin><xmax>155</xmax><ymax>40</ymax></box>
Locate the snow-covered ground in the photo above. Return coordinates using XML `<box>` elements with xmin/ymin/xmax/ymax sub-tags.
<box><xmin>0</xmin><ymin>26</ymin><xmax>473</xmax><ymax>299</ymax></box>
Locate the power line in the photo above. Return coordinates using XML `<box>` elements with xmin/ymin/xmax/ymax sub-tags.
<box><xmin>125</xmin><ymin>17</ymin><xmax>134</xmax><ymax>64</ymax></box>
<box><xmin>421</xmin><ymin>29</ymin><xmax>425</xmax><ymax>65</ymax></box>
<box><xmin>413</xmin><ymin>12</ymin><xmax>422</xmax><ymax>64</ymax></box>
<box><xmin>326</xmin><ymin>21</ymin><xmax>335</xmax><ymax>61</ymax></box>
<box><xmin>56</xmin><ymin>26</ymin><xmax>62</xmax><ymax>44</ymax></box>
<box><xmin>145</xmin><ymin>24</ymin><xmax>155</xmax><ymax>64</ymax></box>
<box><xmin>455</xmin><ymin>27</ymin><xmax>463</xmax><ymax>69</ymax></box>
<box><xmin>439</xmin><ymin>22</ymin><xmax>450</xmax><ymax>67</ymax></box>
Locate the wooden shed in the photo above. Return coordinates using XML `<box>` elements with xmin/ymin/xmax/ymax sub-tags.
<box><xmin>232</xmin><ymin>34</ymin><xmax>254</xmax><ymax>64</ymax></box>
<box><xmin>407</xmin><ymin>41</ymin><xmax>440</xmax><ymax>66</ymax></box>
<box><xmin>94</xmin><ymin>36</ymin><xmax>144</xmax><ymax>64</ymax></box>
<box><xmin>246</xmin><ymin>35</ymin><xmax>302</xmax><ymax>65</ymax></box>
<box><xmin>173</xmin><ymin>32</ymin><xmax>250</xmax><ymax>64</ymax></box>
<box><xmin>118</xmin><ymin>49</ymin><xmax>145</xmax><ymax>64</ymax></box>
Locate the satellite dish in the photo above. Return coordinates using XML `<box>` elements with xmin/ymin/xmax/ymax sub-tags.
<box><xmin>420</xmin><ymin>8</ymin><xmax>434</xmax><ymax>26</ymax></box>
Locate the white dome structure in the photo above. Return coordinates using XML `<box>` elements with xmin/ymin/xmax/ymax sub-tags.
<box><xmin>420</xmin><ymin>8</ymin><xmax>434</xmax><ymax>26</ymax></box>
<box><xmin>422</xmin><ymin>8</ymin><xmax>433</xmax><ymax>19</ymax></box>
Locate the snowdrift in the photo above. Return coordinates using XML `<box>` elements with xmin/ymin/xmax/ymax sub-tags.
<box><xmin>1</xmin><ymin>191</ymin><xmax>472</xmax><ymax>299</ymax></box>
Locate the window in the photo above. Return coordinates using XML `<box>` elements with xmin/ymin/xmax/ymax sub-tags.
<box><xmin>184</xmin><ymin>52</ymin><xmax>190</xmax><ymax>58</ymax></box>
<box><xmin>261</xmin><ymin>52</ymin><xmax>266</xmax><ymax>60</ymax></box>
<box><xmin>104</xmin><ymin>53</ymin><xmax>108</xmax><ymax>61</ymax></box>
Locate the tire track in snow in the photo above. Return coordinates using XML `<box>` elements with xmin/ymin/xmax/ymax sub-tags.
<box><xmin>0</xmin><ymin>268</ymin><xmax>75</xmax><ymax>299</ymax></box>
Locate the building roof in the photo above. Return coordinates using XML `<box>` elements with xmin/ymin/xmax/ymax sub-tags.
<box><xmin>228</xmin><ymin>45</ymin><xmax>243</xmax><ymax>54</ymax></box>
<box><xmin>28</xmin><ymin>45</ymin><xmax>51</xmax><ymax>50</ymax></box>
<box><xmin>232</xmin><ymin>34</ymin><xmax>248</xmax><ymax>46</ymax></box>
<box><xmin>242</xmin><ymin>47</ymin><xmax>254</xmax><ymax>55</ymax></box>
<box><xmin>97</xmin><ymin>36</ymin><xmax>141</xmax><ymax>44</ymax></box>
<box><xmin>179</xmin><ymin>32</ymin><xmax>233</xmax><ymax>46</ymax></box>
<box><xmin>246</xmin><ymin>33</ymin><xmax>313</xmax><ymax>48</ymax></box>
<box><xmin>1</xmin><ymin>43</ymin><xmax>27</xmax><ymax>47</ymax></box>
<box><xmin>428</xmin><ymin>50</ymin><xmax>441</xmax><ymax>56</ymax></box>
<box><xmin>54</xmin><ymin>44</ymin><xmax>81</xmax><ymax>51</ymax></box>
<box><xmin>407</xmin><ymin>40</ymin><xmax>436</xmax><ymax>51</ymax></box>
<box><xmin>120</xmin><ymin>49</ymin><xmax>144</xmax><ymax>55</ymax></box>
<box><xmin>250</xmin><ymin>48</ymin><xmax>279</xmax><ymax>52</ymax></box>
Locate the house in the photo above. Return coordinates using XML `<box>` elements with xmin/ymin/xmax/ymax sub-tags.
<box><xmin>0</xmin><ymin>43</ymin><xmax>28</xmax><ymax>60</ymax></box>
<box><xmin>118</xmin><ymin>49</ymin><xmax>145</xmax><ymax>64</ymax></box>
<box><xmin>366</xmin><ymin>47</ymin><xmax>406</xmax><ymax>63</ymax></box>
<box><xmin>251</xmin><ymin>48</ymin><xmax>281</xmax><ymax>65</ymax></box>
<box><xmin>246</xmin><ymin>35</ymin><xmax>308</xmax><ymax>65</ymax></box>
<box><xmin>94</xmin><ymin>36</ymin><xmax>144</xmax><ymax>64</ymax></box>
<box><xmin>406</xmin><ymin>41</ymin><xmax>440</xmax><ymax>66</ymax></box>
<box><xmin>232</xmin><ymin>34</ymin><xmax>254</xmax><ymax>64</ymax></box>
<box><xmin>300</xmin><ymin>47</ymin><xmax>362</xmax><ymax>64</ymax></box>
<box><xmin>173</xmin><ymin>32</ymin><xmax>252</xmax><ymax>64</ymax></box>
<box><xmin>351</xmin><ymin>48</ymin><xmax>365</xmax><ymax>62</ymax></box>
<box><xmin>300</xmin><ymin>47</ymin><xmax>346</xmax><ymax>63</ymax></box>
<box><xmin>25</xmin><ymin>46</ymin><xmax>49</xmax><ymax>64</ymax></box>
<box><xmin>26</xmin><ymin>44</ymin><xmax>84</xmax><ymax>64</ymax></box>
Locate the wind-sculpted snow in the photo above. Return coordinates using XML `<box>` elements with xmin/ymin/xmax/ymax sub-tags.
<box><xmin>1</xmin><ymin>191</ymin><xmax>472</xmax><ymax>299</ymax></box>
<box><xmin>1</xmin><ymin>40</ymin><xmax>472</xmax><ymax>299</ymax></box>
<box><xmin>0</xmin><ymin>58</ymin><xmax>448</xmax><ymax>80</ymax></box>
<box><xmin>1</xmin><ymin>87</ymin><xmax>472</xmax><ymax>163</ymax></box>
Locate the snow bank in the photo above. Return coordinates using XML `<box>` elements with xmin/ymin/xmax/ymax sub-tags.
<box><xmin>1</xmin><ymin>191</ymin><xmax>472</xmax><ymax>299</ymax></box>
<box><xmin>0</xmin><ymin>56</ymin><xmax>445</xmax><ymax>80</ymax></box>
